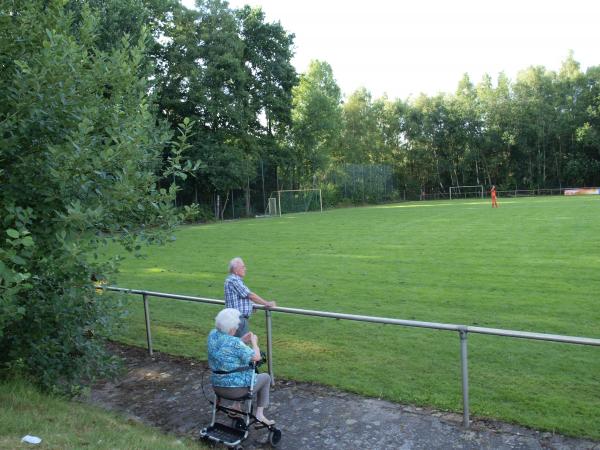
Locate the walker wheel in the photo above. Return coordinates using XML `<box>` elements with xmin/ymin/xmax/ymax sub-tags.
<box><xmin>268</xmin><ymin>428</ymin><xmax>282</xmax><ymax>447</ymax></box>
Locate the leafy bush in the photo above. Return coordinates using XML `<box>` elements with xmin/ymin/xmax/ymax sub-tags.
<box><xmin>179</xmin><ymin>203</ymin><xmax>214</xmax><ymax>224</ymax></box>
<box><xmin>0</xmin><ymin>1</ymin><xmax>189</xmax><ymax>393</ymax></box>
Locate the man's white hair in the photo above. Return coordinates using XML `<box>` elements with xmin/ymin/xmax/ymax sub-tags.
<box><xmin>228</xmin><ymin>257</ymin><xmax>244</xmax><ymax>273</ymax></box>
<box><xmin>215</xmin><ymin>308</ymin><xmax>241</xmax><ymax>333</ymax></box>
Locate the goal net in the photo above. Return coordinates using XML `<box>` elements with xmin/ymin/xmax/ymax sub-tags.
<box><xmin>272</xmin><ymin>189</ymin><xmax>323</xmax><ymax>216</ymax></box>
<box><xmin>449</xmin><ymin>185</ymin><xmax>484</xmax><ymax>200</ymax></box>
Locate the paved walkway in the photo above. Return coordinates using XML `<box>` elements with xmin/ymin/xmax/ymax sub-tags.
<box><xmin>88</xmin><ymin>344</ymin><xmax>599</xmax><ymax>450</ymax></box>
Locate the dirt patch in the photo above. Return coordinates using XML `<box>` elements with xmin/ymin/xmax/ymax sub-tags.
<box><xmin>86</xmin><ymin>343</ymin><xmax>599</xmax><ymax>449</ymax></box>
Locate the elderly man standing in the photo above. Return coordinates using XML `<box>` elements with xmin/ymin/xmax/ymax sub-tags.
<box><xmin>224</xmin><ymin>257</ymin><xmax>276</xmax><ymax>337</ymax></box>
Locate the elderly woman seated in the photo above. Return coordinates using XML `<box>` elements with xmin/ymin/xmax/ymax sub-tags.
<box><xmin>208</xmin><ymin>308</ymin><xmax>274</xmax><ymax>425</ymax></box>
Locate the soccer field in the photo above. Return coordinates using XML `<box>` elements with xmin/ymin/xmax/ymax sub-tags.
<box><xmin>110</xmin><ymin>195</ymin><xmax>600</xmax><ymax>439</ymax></box>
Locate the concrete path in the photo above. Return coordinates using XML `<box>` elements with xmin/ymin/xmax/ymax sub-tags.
<box><xmin>88</xmin><ymin>344</ymin><xmax>599</xmax><ymax>450</ymax></box>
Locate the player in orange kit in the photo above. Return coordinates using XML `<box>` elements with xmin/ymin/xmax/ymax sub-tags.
<box><xmin>490</xmin><ymin>185</ymin><xmax>498</xmax><ymax>208</ymax></box>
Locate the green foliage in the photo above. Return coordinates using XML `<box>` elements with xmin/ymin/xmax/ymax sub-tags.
<box><xmin>290</xmin><ymin>60</ymin><xmax>343</xmax><ymax>184</ymax></box>
<box><xmin>575</xmin><ymin>66</ymin><xmax>600</xmax><ymax>161</ymax></box>
<box><xmin>339</xmin><ymin>88</ymin><xmax>384</xmax><ymax>164</ymax></box>
<box><xmin>154</xmin><ymin>0</ymin><xmax>297</xmax><ymax>216</ymax></box>
<box><xmin>0</xmin><ymin>0</ymin><xmax>190</xmax><ymax>393</ymax></box>
<box><xmin>329</xmin><ymin>54</ymin><xmax>600</xmax><ymax>198</ymax></box>
<box><xmin>179</xmin><ymin>203</ymin><xmax>214</xmax><ymax>223</ymax></box>
<box><xmin>236</xmin><ymin>5</ymin><xmax>297</xmax><ymax>135</ymax></box>
<box><xmin>0</xmin><ymin>207</ymin><xmax>34</xmax><ymax>340</ymax></box>
<box><xmin>148</xmin><ymin>6</ymin><xmax>600</xmax><ymax>211</ymax></box>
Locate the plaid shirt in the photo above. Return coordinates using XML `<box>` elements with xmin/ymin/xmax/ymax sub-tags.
<box><xmin>224</xmin><ymin>273</ymin><xmax>253</xmax><ymax>316</ymax></box>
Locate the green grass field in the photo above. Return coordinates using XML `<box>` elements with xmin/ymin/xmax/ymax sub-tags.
<box><xmin>108</xmin><ymin>196</ymin><xmax>600</xmax><ymax>439</ymax></box>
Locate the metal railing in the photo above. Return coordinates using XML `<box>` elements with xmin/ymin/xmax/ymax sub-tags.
<box><xmin>106</xmin><ymin>286</ymin><xmax>600</xmax><ymax>428</ymax></box>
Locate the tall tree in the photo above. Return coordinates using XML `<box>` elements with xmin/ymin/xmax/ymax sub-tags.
<box><xmin>290</xmin><ymin>60</ymin><xmax>343</xmax><ymax>185</ymax></box>
<box><xmin>575</xmin><ymin>65</ymin><xmax>600</xmax><ymax>185</ymax></box>
<box><xmin>512</xmin><ymin>66</ymin><xmax>558</xmax><ymax>187</ymax></box>
<box><xmin>401</xmin><ymin>94</ymin><xmax>442</xmax><ymax>191</ymax></box>
<box><xmin>476</xmin><ymin>72</ymin><xmax>517</xmax><ymax>187</ymax></box>
<box><xmin>153</xmin><ymin>1</ymin><xmax>297</xmax><ymax>215</ymax></box>
<box><xmin>236</xmin><ymin>5</ymin><xmax>297</xmax><ymax>212</ymax></box>
<box><xmin>338</xmin><ymin>88</ymin><xmax>381</xmax><ymax>164</ymax></box>
<box><xmin>555</xmin><ymin>52</ymin><xmax>589</xmax><ymax>186</ymax></box>
<box><xmin>237</xmin><ymin>5</ymin><xmax>297</xmax><ymax>137</ymax></box>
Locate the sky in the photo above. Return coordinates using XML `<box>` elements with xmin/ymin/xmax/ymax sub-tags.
<box><xmin>181</xmin><ymin>0</ymin><xmax>600</xmax><ymax>101</ymax></box>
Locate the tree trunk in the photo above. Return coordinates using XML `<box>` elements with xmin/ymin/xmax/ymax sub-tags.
<box><xmin>245</xmin><ymin>176</ymin><xmax>251</xmax><ymax>217</ymax></box>
<box><xmin>220</xmin><ymin>191</ymin><xmax>229</xmax><ymax>221</ymax></box>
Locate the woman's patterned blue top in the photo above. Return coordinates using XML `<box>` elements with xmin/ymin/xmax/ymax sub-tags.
<box><xmin>208</xmin><ymin>329</ymin><xmax>254</xmax><ymax>387</ymax></box>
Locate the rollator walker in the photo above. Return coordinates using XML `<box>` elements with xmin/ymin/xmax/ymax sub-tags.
<box><xmin>200</xmin><ymin>358</ymin><xmax>282</xmax><ymax>449</ymax></box>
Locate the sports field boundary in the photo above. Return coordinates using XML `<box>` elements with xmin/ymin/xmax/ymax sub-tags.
<box><xmin>104</xmin><ymin>286</ymin><xmax>600</xmax><ymax>430</ymax></box>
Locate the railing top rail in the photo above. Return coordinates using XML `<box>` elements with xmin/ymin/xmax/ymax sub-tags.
<box><xmin>106</xmin><ymin>286</ymin><xmax>600</xmax><ymax>347</ymax></box>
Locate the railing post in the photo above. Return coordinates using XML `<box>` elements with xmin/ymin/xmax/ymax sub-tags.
<box><xmin>143</xmin><ymin>293</ymin><xmax>153</xmax><ymax>357</ymax></box>
<box><xmin>459</xmin><ymin>328</ymin><xmax>470</xmax><ymax>428</ymax></box>
<box><xmin>265</xmin><ymin>309</ymin><xmax>274</xmax><ymax>385</ymax></box>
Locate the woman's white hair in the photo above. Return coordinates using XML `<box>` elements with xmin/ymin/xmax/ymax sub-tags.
<box><xmin>228</xmin><ymin>257</ymin><xmax>244</xmax><ymax>273</ymax></box>
<box><xmin>215</xmin><ymin>308</ymin><xmax>241</xmax><ymax>333</ymax></box>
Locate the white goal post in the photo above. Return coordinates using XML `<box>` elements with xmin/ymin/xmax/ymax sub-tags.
<box><xmin>449</xmin><ymin>185</ymin><xmax>484</xmax><ymax>200</ymax></box>
<box><xmin>270</xmin><ymin>189</ymin><xmax>323</xmax><ymax>216</ymax></box>
<box><xmin>266</xmin><ymin>197</ymin><xmax>279</xmax><ymax>216</ymax></box>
